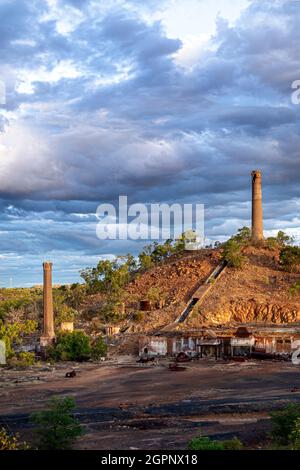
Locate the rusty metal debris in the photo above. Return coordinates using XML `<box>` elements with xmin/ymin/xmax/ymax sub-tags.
<box><xmin>175</xmin><ymin>352</ymin><xmax>192</xmax><ymax>363</ymax></box>
<box><xmin>136</xmin><ymin>356</ymin><xmax>155</xmax><ymax>363</ymax></box>
<box><xmin>65</xmin><ymin>369</ymin><xmax>77</xmax><ymax>378</ymax></box>
<box><xmin>168</xmin><ymin>362</ymin><xmax>187</xmax><ymax>371</ymax></box>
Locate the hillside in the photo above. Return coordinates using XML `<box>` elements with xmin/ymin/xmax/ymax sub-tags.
<box><xmin>117</xmin><ymin>246</ymin><xmax>299</xmax><ymax>331</ymax></box>
<box><xmin>82</xmin><ymin>249</ymin><xmax>220</xmax><ymax>333</ymax></box>
<box><xmin>185</xmin><ymin>245</ymin><xmax>300</xmax><ymax>328</ymax></box>
<box><xmin>82</xmin><ymin>245</ymin><xmax>300</xmax><ymax>335</ymax></box>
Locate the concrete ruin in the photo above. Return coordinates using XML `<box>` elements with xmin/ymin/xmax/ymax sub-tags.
<box><xmin>105</xmin><ymin>326</ymin><xmax>121</xmax><ymax>336</ymax></box>
<box><xmin>0</xmin><ymin>340</ymin><xmax>6</xmax><ymax>365</ymax></box>
<box><xmin>251</xmin><ymin>170</ymin><xmax>264</xmax><ymax>242</ymax></box>
<box><xmin>139</xmin><ymin>326</ymin><xmax>300</xmax><ymax>360</ymax></box>
<box><xmin>40</xmin><ymin>262</ymin><xmax>55</xmax><ymax>348</ymax></box>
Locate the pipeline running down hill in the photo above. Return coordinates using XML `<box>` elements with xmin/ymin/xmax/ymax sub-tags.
<box><xmin>156</xmin><ymin>261</ymin><xmax>227</xmax><ymax>333</ymax></box>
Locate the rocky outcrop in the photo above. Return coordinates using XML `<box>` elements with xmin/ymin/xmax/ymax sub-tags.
<box><xmin>199</xmin><ymin>299</ymin><xmax>300</xmax><ymax>325</ymax></box>
<box><xmin>181</xmin><ymin>246</ymin><xmax>300</xmax><ymax>328</ymax></box>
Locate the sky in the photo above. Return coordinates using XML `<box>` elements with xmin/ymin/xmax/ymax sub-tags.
<box><xmin>0</xmin><ymin>0</ymin><xmax>300</xmax><ymax>287</ymax></box>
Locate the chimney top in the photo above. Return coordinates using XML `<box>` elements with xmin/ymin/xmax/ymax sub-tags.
<box><xmin>251</xmin><ymin>169</ymin><xmax>262</xmax><ymax>177</ymax></box>
<box><xmin>43</xmin><ymin>261</ymin><xmax>53</xmax><ymax>269</ymax></box>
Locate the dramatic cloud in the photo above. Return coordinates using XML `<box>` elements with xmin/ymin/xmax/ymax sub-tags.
<box><xmin>0</xmin><ymin>0</ymin><xmax>299</xmax><ymax>285</ymax></box>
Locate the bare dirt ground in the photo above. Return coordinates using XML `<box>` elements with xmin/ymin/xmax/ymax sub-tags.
<box><xmin>1</xmin><ymin>357</ymin><xmax>300</xmax><ymax>449</ymax></box>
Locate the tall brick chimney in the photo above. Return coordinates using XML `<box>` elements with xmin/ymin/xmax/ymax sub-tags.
<box><xmin>40</xmin><ymin>262</ymin><xmax>55</xmax><ymax>347</ymax></box>
<box><xmin>251</xmin><ymin>170</ymin><xmax>264</xmax><ymax>242</ymax></box>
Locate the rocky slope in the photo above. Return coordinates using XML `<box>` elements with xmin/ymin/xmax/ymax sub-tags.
<box><xmin>186</xmin><ymin>246</ymin><xmax>300</xmax><ymax>328</ymax></box>
<box><xmin>83</xmin><ymin>250</ymin><xmax>220</xmax><ymax>333</ymax></box>
<box><xmin>82</xmin><ymin>246</ymin><xmax>300</xmax><ymax>332</ymax></box>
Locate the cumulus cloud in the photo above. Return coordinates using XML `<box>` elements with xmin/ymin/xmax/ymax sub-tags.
<box><xmin>0</xmin><ymin>0</ymin><xmax>299</xmax><ymax>285</ymax></box>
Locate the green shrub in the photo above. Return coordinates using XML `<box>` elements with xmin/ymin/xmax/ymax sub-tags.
<box><xmin>266</xmin><ymin>232</ymin><xmax>294</xmax><ymax>250</ymax></box>
<box><xmin>56</xmin><ymin>305</ymin><xmax>77</xmax><ymax>324</ymax></box>
<box><xmin>0</xmin><ymin>320</ymin><xmax>37</xmax><ymax>358</ymax></box>
<box><xmin>0</xmin><ymin>427</ymin><xmax>29</xmax><ymax>450</ymax></box>
<box><xmin>222</xmin><ymin>239</ymin><xmax>245</xmax><ymax>268</ymax></box>
<box><xmin>288</xmin><ymin>281</ymin><xmax>300</xmax><ymax>297</ymax></box>
<box><xmin>9</xmin><ymin>351</ymin><xmax>36</xmax><ymax>367</ymax></box>
<box><xmin>31</xmin><ymin>396</ymin><xmax>83</xmax><ymax>450</ymax></box>
<box><xmin>99</xmin><ymin>299</ymin><xmax>122</xmax><ymax>322</ymax></box>
<box><xmin>19</xmin><ymin>351</ymin><xmax>35</xmax><ymax>365</ymax></box>
<box><xmin>188</xmin><ymin>435</ymin><xmax>243</xmax><ymax>451</ymax></box>
<box><xmin>222</xmin><ymin>437</ymin><xmax>244</xmax><ymax>450</ymax></box>
<box><xmin>266</xmin><ymin>237</ymin><xmax>279</xmax><ymax>249</ymax></box>
<box><xmin>188</xmin><ymin>436</ymin><xmax>225</xmax><ymax>450</ymax></box>
<box><xmin>91</xmin><ymin>336</ymin><xmax>107</xmax><ymax>360</ymax></box>
<box><xmin>289</xmin><ymin>417</ymin><xmax>300</xmax><ymax>450</ymax></box>
<box><xmin>133</xmin><ymin>311</ymin><xmax>144</xmax><ymax>322</ymax></box>
<box><xmin>280</xmin><ymin>246</ymin><xmax>300</xmax><ymax>272</ymax></box>
<box><xmin>50</xmin><ymin>331</ymin><xmax>91</xmax><ymax>361</ymax></box>
<box><xmin>270</xmin><ymin>404</ymin><xmax>300</xmax><ymax>445</ymax></box>
<box><xmin>147</xmin><ymin>287</ymin><xmax>161</xmax><ymax>303</ymax></box>
<box><xmin>0</xmin><ymin>294</ymin><xmax>40</xmax><ymax>322</ymax></box>
<box><xmin>138</xmin><ymin>253</ymin><xmax>153</xmax><ymax>271</ymax></box>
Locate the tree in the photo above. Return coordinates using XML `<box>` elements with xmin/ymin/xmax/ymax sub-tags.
<box><xmin>232</xmin><ymin>226</ymin><xmax>251</xmax><ymax>245</ymax></box>
<box><xmin>67</xmin><ymin>284</ymin><xmax>86</xmax><ymax>310</ymax></box>
<box><xmin>266</xmin><ymin>231</ymin><xmax>294</xmax><ymax>250</ymax></box>
<box><xmin>80</xmin><ymin>256</ymin><xmax>133</xmax><ymax>294</ymax></box>
<box><xmin>99</xmin><ymin>297</ymin><xmax>123</xmax><ymax>322</ymax></box>
<box><xmin>150</xmin><ymin>242</ymin><xmax>170</xmax><ymax>263</ymax></box>
<box><xmin>123</xmin><ymin>253</ymin><xmax>137</xmax><ymax>273</ymax></box>
<box><xmin>277</xmin><ymin>231</ymin><xmax>294</xmax><ymax>247</ymax></box>
<box><xmin>221</xmin><ymin>240</ymin><xmax>245</xmax><ymax>268</ymax></box>
<box><xmin>138</xmin><ymin>236</ymin><xmax>187</xmax><ymax>269</ymax></box>
<box><xmin>80</xmin><ymin>266</ymin><xmax>103</xmax><ymax>293</ymax></box>
<box><xmin>31</xmin><ymin>397</ymin><xmax>83</xmax><ymax>450</ymax></box>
